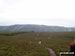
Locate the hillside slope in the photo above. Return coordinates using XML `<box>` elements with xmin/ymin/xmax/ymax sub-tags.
<box><xmin>0</xmin><ymin>24</ymin><xmax>75</xmax><ymax>32</ymax></box>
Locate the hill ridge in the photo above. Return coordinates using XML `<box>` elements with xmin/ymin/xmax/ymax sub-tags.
<box><xmin>0</xmin><ymin>24</ymin><xmax>75</xmax><ymax>32</ymax></box>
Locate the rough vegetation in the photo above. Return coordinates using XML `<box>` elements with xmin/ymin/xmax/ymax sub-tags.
<box><xmin>0</xmin><ymin>31</ymin><xmax>74</xmax><ymax>56</ymax></box>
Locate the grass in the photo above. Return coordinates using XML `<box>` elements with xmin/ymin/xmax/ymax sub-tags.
<box><xmin>0</xmin><ymin>31</ymin><xmax>74</xmax><ymax>56</ymax></box>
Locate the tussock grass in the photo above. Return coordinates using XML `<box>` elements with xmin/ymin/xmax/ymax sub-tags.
<box><xmin>0</xmin><ymin>32</ymin><xmax>74</xmax><ymax>56</ymax></box>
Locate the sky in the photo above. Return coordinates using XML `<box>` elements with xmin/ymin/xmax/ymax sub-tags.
<box><xmin>0</xmin><ymin>0</ymin><xmax>75</xmax><ymax>27</ymax></box>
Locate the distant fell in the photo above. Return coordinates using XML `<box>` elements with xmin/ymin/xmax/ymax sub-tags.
<box><xmin>0</xmin><ymin>24</ymin><xmax>75</xmax><ymax>32</ymax></box>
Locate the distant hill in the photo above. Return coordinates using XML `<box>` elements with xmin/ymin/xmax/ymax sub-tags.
<box><xmin>0</xmin><ymin>24</ymin><xmax>75</xmax><ymax>32</ymax></box>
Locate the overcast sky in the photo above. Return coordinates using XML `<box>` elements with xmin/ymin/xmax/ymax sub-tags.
<box><xmin>0</xmin><ymin>0</ymin><xmax>75</xmax><ymax>27</ymax></box>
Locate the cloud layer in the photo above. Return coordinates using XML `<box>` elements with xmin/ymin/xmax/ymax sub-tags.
<box><xmin>0</xmin><ymin>0</ymin><xmax>75</xmax><ymax>27</ymax></box>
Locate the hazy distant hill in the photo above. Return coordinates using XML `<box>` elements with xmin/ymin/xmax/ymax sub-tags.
<box><xmin>0</xmin><ymin>24</ymin><xmax>75</xmax><ymax>32</ymax></box>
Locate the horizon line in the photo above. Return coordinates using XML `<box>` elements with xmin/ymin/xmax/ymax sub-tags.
<box><xmin>0</xmin><ymin>24</ymin><xmax>75</xmax><ymax>28</ymax></box>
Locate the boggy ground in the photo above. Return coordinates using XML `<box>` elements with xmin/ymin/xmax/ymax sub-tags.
<box><xmin>0</xmin><ymin>32</ymin><xmax>74</xmax><ymax>56</ymax></box>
